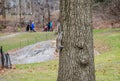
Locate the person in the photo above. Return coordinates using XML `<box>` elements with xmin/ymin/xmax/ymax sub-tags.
<box><xmin>26</xmin><ymin>24</ymin><xmax>30</xmax><ymax>32</ymax></box>
<box><xmin>44</xmin><ymin>25</ymin><xmax>48</xmax><ymax>32</ymax></box>
<box><xmin>47</xmin><ymin>22</ymin><xmax>50</xmax><ymax>31</ymax></box>
<box><xmin>49</xmin><ymin>21</ymin><xmax>53</xmax><ymax>31</ymax></box>
<box><xmin>47</xmin><ymin>21</ymin><xmax>52</xmax><ymax>31</ymax></box>
<box><xmin>30</xmin><ymin>22</ymin><xmax>36</xmax><ymax>32</ymax></box>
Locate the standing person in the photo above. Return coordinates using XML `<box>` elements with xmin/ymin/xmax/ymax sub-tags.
<box><xmin>26</xmin><ymin>23</ymin><xmax>30</xmax><ymax>32</ymax></box>
<box><xmin>30</xmin><ymin>22</ymin><xmax>36</xmax><ymax>32</ymax></box>
<box><xmin>49</xmin><ymin>21</ymin><xmax>53</xmax><ymax>31</ymax></box>
<box><xmin>30</xmin><ymin>21</ymin><xmax>32</xmax><ymax>31</ymax></box>
<box><xmin>47</xmin><ymin>21</ymin><xmax>52</xmax><ymax>31</ymax></box>
<box><xmin>47</xmin><ymin>22</ymin><xmax>50</xmax><ymax>31</ymax></box>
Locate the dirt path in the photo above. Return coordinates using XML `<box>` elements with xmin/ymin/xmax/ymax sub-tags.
<box><xmin>0</xmin><ymin>32</ymin><xmax>26</xmax><ymax>41</ymax></box>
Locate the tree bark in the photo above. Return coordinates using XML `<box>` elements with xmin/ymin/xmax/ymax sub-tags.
<box><xmin>57</xmin><ymin>0</ymin><xmax>95</xmax><ymax>81</ymax></box>
<box><xmin>19</xmin><ymin>0</ymin><xmax>22</xmax><ymax>27</ymax></box>
<box><xmin>0</xmin><ymin>46</ymin><xmax>4</xmax><ymax>68</ymax></box>
<box><xmin>46</xmin><ymin>0</ymin><xmax>50</xmax><ymax>22</ymax></box>
<box><xmin>1</xmin><ymin>0</ymin><xmax>6</xmax><ymax>28</ymax></box>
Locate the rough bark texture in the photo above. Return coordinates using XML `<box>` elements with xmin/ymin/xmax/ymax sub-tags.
<box><xmin>57</xmin><ymin>0</ymin><xmax>95</xmax><ymax>81</ymax></box>
<box><xmin>19</xmin><ymin>0</ymin><xmax>22</xmax><ymax>26</ymax></box>
<box><xmin>46</xmin><ymin>0</ymin><xmax>50</xmax><ymax>22</ymax></box>
<box><xmin>1</xmin><ymin>0</ymin><xmax>6</xmax><ymax>28</ymax></box>
<box><xmin>0</xmin><ymin>46</ymin><xmax>4</xmax><ymax>68</ymax></box>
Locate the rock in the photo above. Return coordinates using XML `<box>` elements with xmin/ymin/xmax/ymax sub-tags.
<box><xmin>10</xmin><ymin>40</ymin><xmax>56</xmax><ymax>64</ymax></box>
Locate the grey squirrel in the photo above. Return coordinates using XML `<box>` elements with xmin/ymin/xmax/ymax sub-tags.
<box><xmin>57</xmin><ymin>31</ymin><xmax>64</xmax><ymax>53</ymax></box>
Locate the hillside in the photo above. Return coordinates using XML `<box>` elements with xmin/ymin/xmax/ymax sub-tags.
<box><xmin>0</xmin><ymin>28</ymin><xmax>120</xmax><ymax>81</ymax></box>
<box><xmin>93</xmin><ymin>0</ymin><xmax>120</xmax><ymax>29</ymax></box>
<box><xmin>0</xmin><ymin>0</ymin><xmax>60</xmax><ymax>29</ymax></box>
<box><xmin>0</xmin><ymin>0</ymin><xmax>120</xmax><ymax>32</ymax></box>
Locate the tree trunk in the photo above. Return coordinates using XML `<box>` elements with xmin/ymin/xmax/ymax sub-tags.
<box><xmin>19</xmin><ymin>0</ymin><xmax>22</xmax><ymax>27</ymax></box>
<box><xmin>0</xmin><ymin>46</ymin><xmax>4</xmax><ymax>68</ymax></box>
<box><xmin>1</xmin><ymin>0</ymin><xmax>6</xmax><ymax>28</ymax></box>
<box><xmin>57</xmin><ymin>0</ymin><xmax>95</xmax><ymax>81</ymax></box>
<box><xmin>46</xmin><ymin>0</ymin><xmax>50</xmax><ymax>22</ymax></box>
<box><xmin>43</xmin><ymin>13</ymin><xmax>45</xmax><ymax>28</ymax></box>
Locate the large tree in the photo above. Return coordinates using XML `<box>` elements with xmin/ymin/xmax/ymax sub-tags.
<box><xmin>57</xmin><ymin>0</ymin><xmax>95</xmax><ymax>81</ymax></box>
<box><xmin>1</xmin><ymin>0</ymin><xmax>6</xmax><ymax>28</ymax></box>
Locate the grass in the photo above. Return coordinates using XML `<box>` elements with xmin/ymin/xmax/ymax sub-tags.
<box><xmin>1</xmin><ymin>60</ymin><xmax>58</xmax><ymax>81</ymax></box>
<box><xmin>0</xmin><ymin>33</ymin><xmax>9</xmax><ymax>37</ymax></box>
<box><xmin>0</xmin><ymin>28</ymin><xmax>120</xmax><ymax>81</ymax></box>
<box><xmin>94</xmin><ymin>28</ymin><xmax>120</xmax><ymax>81</ymax></box>
<box><xmin>0</xmin><ymin>32</ymin><xmax>56</xmax><ymax>52</ymax></box>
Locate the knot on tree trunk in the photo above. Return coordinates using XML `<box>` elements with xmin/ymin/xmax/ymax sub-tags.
<box><xmin>79</xmin><ymin>56</ymin><xmax>89</xmax><ymax>66</ymax></box>
<box><xmin>75</xmin><ymin>43</ymin><xmax>90</xmax><ymax>67</ymax></box>
<box><xmin>76</xmin><ymin>54</ymin><xmax>89</xmax><ymax>67</ymax></box>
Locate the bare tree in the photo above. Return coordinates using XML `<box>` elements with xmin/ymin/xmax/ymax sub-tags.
<box><xmin>1</xmin><ymin>0</ymin><xmax>6</xmax><ymax>28</ymax></box>
<box><xmin>41</xmin><ymin>7</ymin><xmax>45</xmax><ymax>28</ymax></box>
<box><xmin>107</xmin><ymin>0</ymin><xmax>120</xmax><ymax>21</ymax></box>
<box><xmin>46</xmin><ymin>0</ymin><xmax>50</xmax><ymax>22</ymax></box>
<box><xmin>57</xmin><ymin>0</ymin><xmax>95</xmax><ymax>81</ymax></box>
<box><xmin>19</xmin><ymin>0</ymin><xmax>22</xmax><ymax>27</ymax></box>
<box><xmin>0</xmin><ymin>46</ymin><xmax>4</xmax><ymax>68</ymax></box>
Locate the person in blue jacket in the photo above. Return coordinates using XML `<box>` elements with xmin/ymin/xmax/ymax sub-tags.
<box><xmin>30</xmin><ymin>22</ymin><xmax>36</xmax><ymax>32</ymax></box>
<box><xmin>50</xmin><ymin>21</ymin><xmax>52</xmax><ymax>30</ymax></box>
<box><xmin>47</xmin><ymin>21</ymin><xmax>52</xmax><ymax>31</ymax></box>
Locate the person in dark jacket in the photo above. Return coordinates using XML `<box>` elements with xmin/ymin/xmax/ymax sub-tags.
<box><xmin>26</xmin><ymin>24</ymin><xmax>30</xmax><ymax>32</ymax></box>
<box><xmin>47</xmin><ymin>21</ymin><xmax>52</xmax><ymax>31</ymax></box>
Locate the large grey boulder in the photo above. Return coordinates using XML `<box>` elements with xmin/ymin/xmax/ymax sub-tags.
<box><xmin>10</xmin><ymin>40</ymin><xmax>56</xmax><ymax>64</ymax></box>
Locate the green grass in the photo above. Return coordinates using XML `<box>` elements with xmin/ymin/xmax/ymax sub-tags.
<box><xmin>2</xmin><ymin>60</ymin><xmax>58</xmax><ymax>81</ymax></box>
<box><xmin>0</xmin><ymin>28</ymin><xmax>120</xmax><ymax>81</ymax></box>
<box><xmin>94</xmin><ymin>28</ymin><xmax>120</xmax><ymax>81</ymax></box>
<box><xmin>0</xmin><ymin>32</ymin><xmax>56</xmax><ymax>52</ymax></box>
<box><xmin>94</xmin><ymin>28</ymin><xmax>120</xmax><ymax>53</ymax></box>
